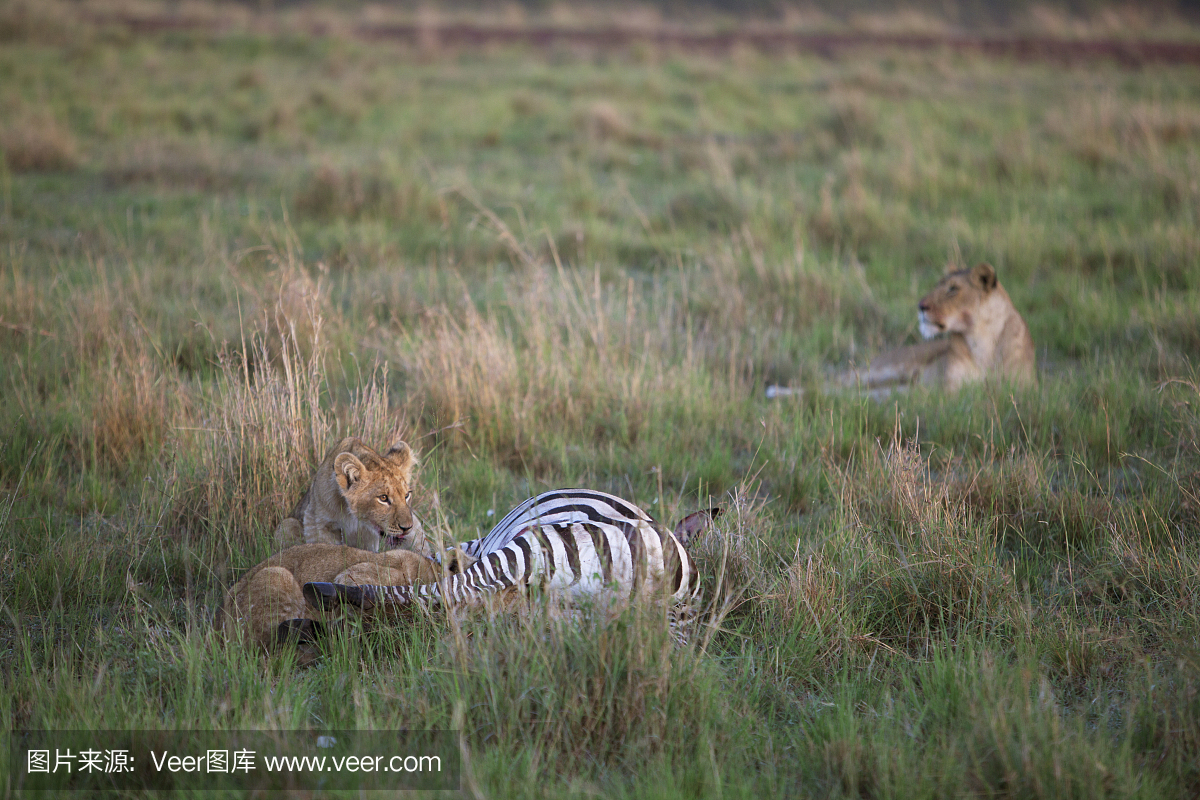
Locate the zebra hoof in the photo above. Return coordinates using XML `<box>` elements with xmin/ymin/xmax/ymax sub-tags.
<box><xmin>303</xmin><ymin>581</ymin><xmax>340</xmax><ymax>609</ymax></box>
<box><xmin>276</xmin><ymin>618</ymin><xmax>324</xmax><ymax>646</ymax></box>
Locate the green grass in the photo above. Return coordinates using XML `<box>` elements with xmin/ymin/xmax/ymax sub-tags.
<box><xmin>2</xmin><ymin>4</ymin><xmax>1199</xmax><ymax>797</ymax></box>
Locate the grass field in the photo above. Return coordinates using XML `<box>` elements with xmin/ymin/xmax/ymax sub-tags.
<box><xmin>2</xmin><ymin>3</ymin><xmax>1199</xmax><ymax>797</ymax></box>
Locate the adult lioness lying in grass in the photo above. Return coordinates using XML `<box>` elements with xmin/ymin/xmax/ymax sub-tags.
<box><xmin>275</xmin><ymin>437</ymin><xmax>431</xmax><ymax>555</ymax></box>
<box><xmin>218</xmin><ymin>543</ymin><xmax>438</xmax><ymax>661</ymax></box>
<box><xmin>768</xmin><ymin>262</ymin><xmax>1036</xmax><ymax>399</ymax></box>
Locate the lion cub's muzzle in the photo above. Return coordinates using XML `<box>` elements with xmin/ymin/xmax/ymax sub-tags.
<box><xmin>379</xmin><ymin>516</ymin><xmax>414</xmax><ymax>550</ymax></box>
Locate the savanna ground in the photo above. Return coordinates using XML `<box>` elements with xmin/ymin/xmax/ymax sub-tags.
<box><xmin>1</xmin><ymin>2</ymin><xmax>1199</xmax><ymax>797</ymax></box>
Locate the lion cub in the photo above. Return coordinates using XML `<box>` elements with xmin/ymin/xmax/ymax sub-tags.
<box><xmin>768</xmin><ymin>263</ymin><xmax>1035</xmax><ymax>398</ymax></box>
<box><xmin>219</xmin><ymin>543</ymin><xmax>439</xmax><ymax>660</ymax></box>
<box><xmin>275</xmin><ymin>437</ymin><xmax>431</xmax><ymax>556</ymax></box>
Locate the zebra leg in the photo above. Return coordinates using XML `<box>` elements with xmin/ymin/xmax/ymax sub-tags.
<box><xmin>303</xmin><ymin>581</ymin><xmax>380</xmax><ymax>611</ymax></box>
<box><xmin>302</xmin><ymin>581</ymin><xmax>339</xmax><ymax>609</ymax></box>
<box><xmin>667</xmin><ymin>607</ymin><xmax>702</xmax><ymax>648</ymax></box>
<box><xmin>276</xmin><ymin>618</ymin><xmax>325</xmax><ymax>645</ymax></box>
<box><xmin>274</xmin><ymin>618</ymin><xmax>334</xmax><ymax>667</ymax></box>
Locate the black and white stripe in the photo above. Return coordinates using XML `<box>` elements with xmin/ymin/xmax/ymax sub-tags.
<box><xmin>304</xmin><ymin>489</ymin><xmax>702</xmax><ymax>613</ymax></box>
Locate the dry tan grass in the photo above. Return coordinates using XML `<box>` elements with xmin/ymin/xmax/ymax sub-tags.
<box><xmin>688</xmin><ymin>485</ymin><xmax>775</xmax><ymax>605</ymax></box>
<box><xmin>816</xmin><ymin>437</ymin><xmax>1019</xmax><ymax>650</ymax></box>
<box><xmin>848</xmin><ymin>9</ymin><xmax>952</xmax><ymax>35</ymax></box>
<box><xmin>779</xmin><ymin>551</ymin><xmax>841</xmax><ymax>631</ymax></box>
<box><xmin>1045</xmin><ymin>97</ymin><xmax>1200</xmax><ymax>172</ymax></box>
<box><xmin>101</xmin><ymin>137</ymin><xmax>282</xmax><ymax>189</ymax></box>
<box><xmin>395</xmin><ymin>261</ymin><xmax>730</xmax><ymax>469</ymax></box>
<box><xmin>1022</xmin><ymin>3</ymin><xmax>1182</xmax><ymax>39</ymax></box>
<box><xmin>293</xmin><ymin>159</ymin><xmax>436</xmax><ymax>223</ymax></box>
<box><xmin>811</xmin><ymin>147</ymin><xmax>905</xmax><ymax>248</ymax></box>
<box><xmin>0</xmin><ymin>259</ymin><xmax>186</xmax><ymax>472</ymax></box>
<box><xmin>89</xmin><ymin>345</ymin><xmax>178</xmax><ymax>469</ymax></box>
<box><xmin>168</xmin><ymin>256</ymin><xmax>413</xmax><ymax>549</ymax></box>
<box><xmin>1</xmin><ymin>114</ymin><xmax>80</xmax><ymax>173</ymax></box>
<box><xmin>0</xmin><ymin>250</ymin><xmax>45</xmax><ymax>341</ymax></box>
<box><xmin>574</xmin><ymin>100</ymin><xmax>641</xmax><ymax>146</ymax></box>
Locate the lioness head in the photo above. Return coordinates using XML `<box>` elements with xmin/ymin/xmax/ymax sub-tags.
<box><xmin>332</xmin><ymin>439</ymin><xmax>424</xmax><ymax>553</ymax></box>
<box><xmin>917</xmin><ymin>262</ymin><xmax>998</xmax><ymax>339</ymax></box>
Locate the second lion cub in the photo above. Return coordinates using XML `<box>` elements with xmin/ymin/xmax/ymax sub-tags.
<box><xmin>219</xmin><ymin>543</ymin><xmax>439</xmax><ymax>661</ymax></box>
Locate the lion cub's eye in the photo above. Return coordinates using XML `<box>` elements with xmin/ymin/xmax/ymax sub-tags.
<box><xmin>377</xmin><ymin>494</ymin><xmax>391</xmax><ymax>505</ymax></box>
<box><xmin>947</xmin><ymin>284</ymin><xmax>959</xmax><ymax>295</ymax></box>
<box><xmin>405</xmin><ymin>491</ymin><xmax>412</xmax><ymax>503</ymax></box>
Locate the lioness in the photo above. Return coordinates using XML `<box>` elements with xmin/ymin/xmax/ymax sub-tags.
<box><xmin>218</xmin><ymin>543</ymin><xmax>439</xmax><ymax>661</ymax></box>
<box><xmin>275</xmin><ymin>437</ymin><xmax>431</xmax><ymax>556</ymax></box>
<box><xmin>768</xmin><ymin>263</ymin><xmax>1035</xmax><ymax>398</ymax></box>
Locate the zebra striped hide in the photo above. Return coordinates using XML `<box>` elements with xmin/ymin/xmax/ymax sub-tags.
<box><xmin>303</xmin><ymin>489</ymin><xmax>718</xmax><ymax>615</ymax></box>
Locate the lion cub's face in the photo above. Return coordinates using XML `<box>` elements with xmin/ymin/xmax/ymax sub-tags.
<box><xmin>917</xmin><ymin>263</ymin><xmax>998</xmax><ymax>339</ymax></box>
<box><xmin>334</xmin><ymin>441</ymin><xmax>419</xmax><ymax>552</ymax></box>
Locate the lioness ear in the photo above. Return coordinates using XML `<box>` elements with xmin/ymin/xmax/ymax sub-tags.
<box><xmin>971</xmin><ymin>262</ymin><xmax>997</xmax><ymax>292</ymax></box>
<box><xmin>333</xmin><ymin>452</ymin><xmax>366</xmax><ymax>491</ymax></box>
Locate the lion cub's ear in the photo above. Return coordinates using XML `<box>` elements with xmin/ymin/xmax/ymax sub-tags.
<box><xmin>971</xmin><ymin>263</ymin><xmax>997</xmax><ymax>292</ymax></box>
<box><xmin>333</xmin><ymin>452</ymin><xmax>366</xmax><ymax>491</ymax></box>
<box><xmin>385</xmin><ymin>440</ymin><xmax>416</xmax><ymax>469</ymax></box>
